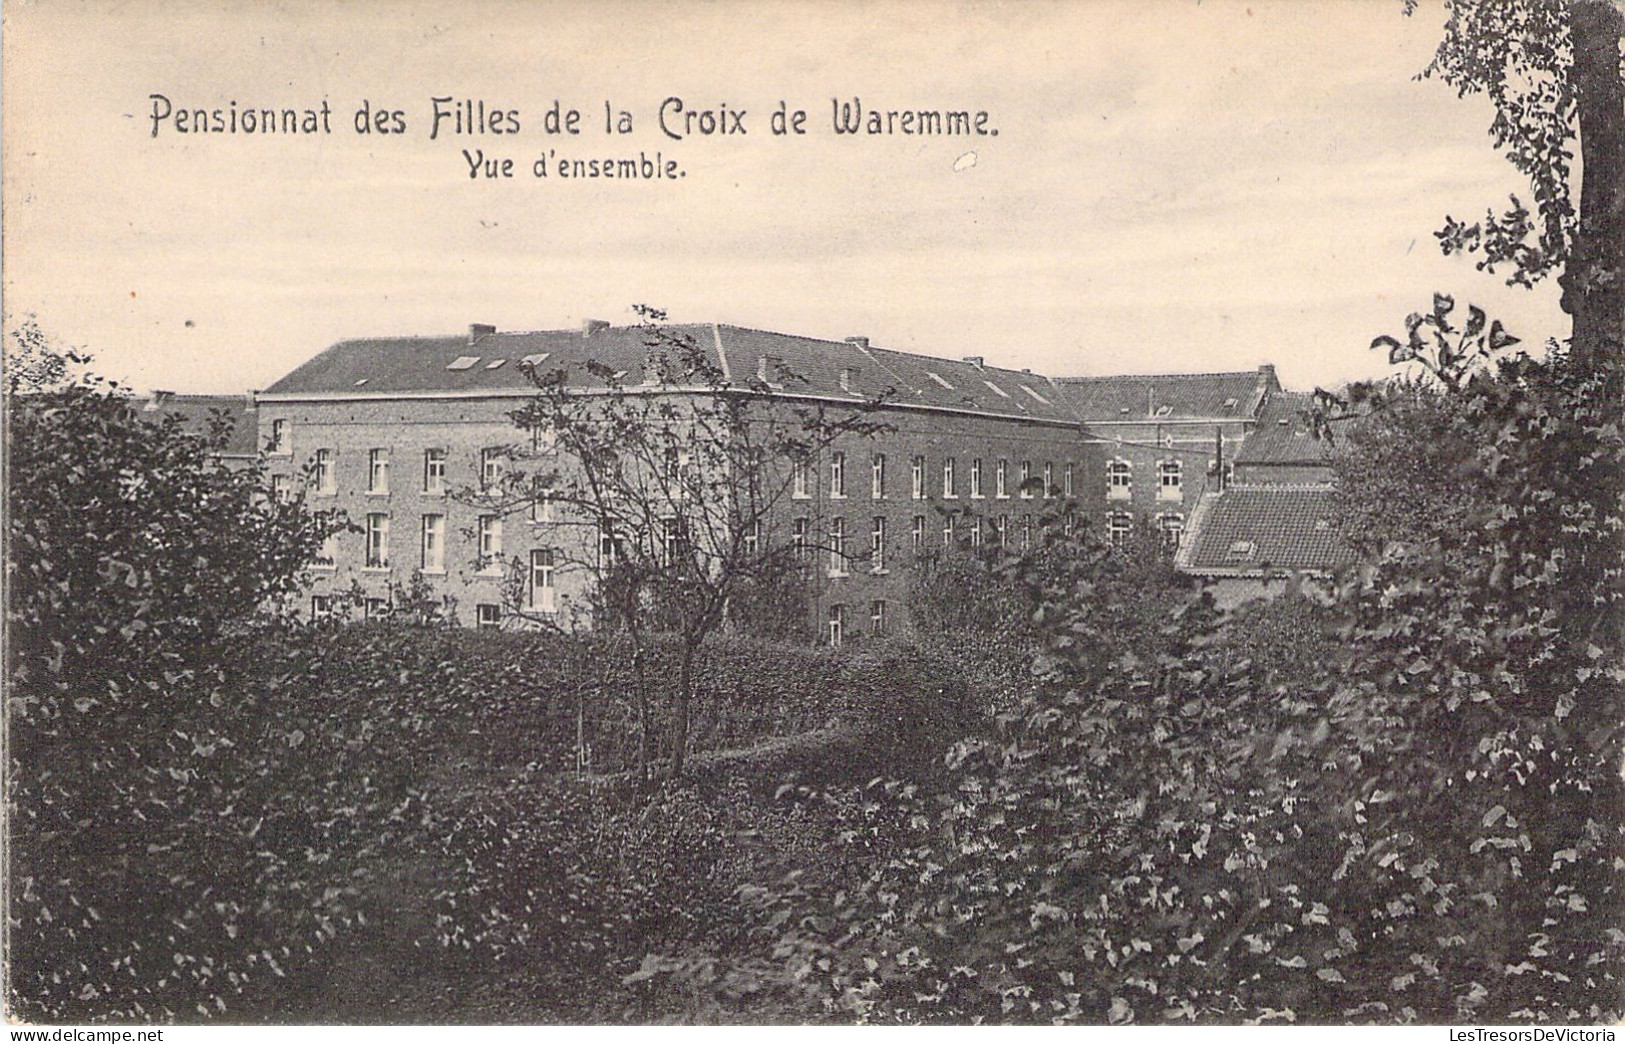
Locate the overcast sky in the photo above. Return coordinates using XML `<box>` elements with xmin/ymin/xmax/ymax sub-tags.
<box><xmin>4</xmin><ymin>0</ymin><xmax>1568</xmax><ymax>395</ymax></box>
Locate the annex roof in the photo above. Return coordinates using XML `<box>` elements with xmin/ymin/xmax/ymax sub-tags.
<box><xmin>1051</xmin><ymin>368</ymin><xmax>1274</xmax><ymax>422</ymax></box>
<box><xmin>1233</xmin><ymin>392</ymin><xmax>1334</xmax><ymax>468</ymax></box>
<box><xmin>135</xmin><ymin>393</ymin><xmax>260</xmax><ymax>457</ymax></box>
<box><xmin>1177</xmin><ymin>484</ymin><xmax>1353</xmax><ymax>575</ymax></box>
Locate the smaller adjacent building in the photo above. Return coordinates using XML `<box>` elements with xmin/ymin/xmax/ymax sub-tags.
<box><xmin>1176</xmin><ymin>392</ymin><xmax>1348</xmax><ymax>607</ymax></box>
<box><xmin>134</xmin><ymin>392</ymin><xmax>261</xmax><ymax>466</ymax></box>
<box><xmin>1054</xmin><ymin>366</ymin><xmax>1278</xmax><ymax>549</ymax></box>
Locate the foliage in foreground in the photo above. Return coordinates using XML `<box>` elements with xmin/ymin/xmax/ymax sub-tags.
<box><xmin>633</xmin><ymin>350</ymin><xmax>1624</xmax><ymax>1024</ymax></box>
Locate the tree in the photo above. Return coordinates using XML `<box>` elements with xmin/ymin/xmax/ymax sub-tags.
<box><xmin>1412</xmin><ymin>0</ymin><xmax>1623</xmax><ymax>365</ymax></box>
<box><xmin>5</xmin><ymin>322</ymin><xmax>357</xmax><ymax>1021</ymax></box>
<box><xmin>5</xmin><ymin>320</ymin><xmax>343</xmax><ymax>704</ymax></box>
<box><xmin>463</xmin><ymin>306</ymin><xmax>890</xmax><ymax>779</ymax></box>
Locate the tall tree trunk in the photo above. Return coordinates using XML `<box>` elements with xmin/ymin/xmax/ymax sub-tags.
<box><xmin>1565</xmin><ymin>0</ymin><xmax>1625</xmax><ymax>369</ymax></box>
<box><xmin>665</xmin><ymin>645</ymin><xmax>695</xmax><ymax>780</ymax></box>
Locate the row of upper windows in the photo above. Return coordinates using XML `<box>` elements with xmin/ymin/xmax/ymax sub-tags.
<box><xmin>299</xmin><ymin>446</ymin><xmax>509</xmax><ymax>496</ymax></box>
<box><xmin>1107</xmin><ymin>458</ymin><xmax>1186</xmax><ymax>500</ymax></box>
<box><xmin>795</xmin><ymin>454</ymin><xmax>1078</xmax><ymax>501</ymax></box>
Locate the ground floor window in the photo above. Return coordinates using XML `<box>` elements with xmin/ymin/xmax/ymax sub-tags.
<box><xmin>870</xmin><ymin>600</ymin><xmax>886</xmax><ymax>635</ymax></box>
<box><xmin>1159</xmin><ymin>512</ymin><xmax>1185</xmax><ymax>548</ymax></box>
<box><xmin>1108</xmin><ymin>511</ymin><xmax>1134</xmax><ymax>547</ymax></box>
<box><xmin>529</xmin><ymin>548</ymin><xmax>557</xmax><ymax>613</ymax></box>
<box><xmin>476</xmin><ymin>603</ymin><xmax>502</xmax><ymax>629</ymax></box>
<box><xmin>828</xmin><ymin>603</ymin><xmax>845</xmax><ymax>647</ymax></box>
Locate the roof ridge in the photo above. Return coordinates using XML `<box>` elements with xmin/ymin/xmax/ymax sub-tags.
<box><xmin>1053</xmin><ymin>369</ymin><xmax>1263</xmax><ymax>384</ymax></box>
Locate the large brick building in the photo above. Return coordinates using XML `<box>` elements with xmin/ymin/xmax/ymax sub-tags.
<box><xmin>253</xmin><ymin>320</ymin><xmax>1304</xmax><ymax>633</ymax></box>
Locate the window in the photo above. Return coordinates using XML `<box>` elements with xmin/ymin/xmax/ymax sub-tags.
<box><xmin>270</xmin><ymin>473</ymin><xmax>291</xmax><ymax>502</ymax></box>
<box><xmin>943</xmin><ymin>515</ymin><xmax>955</xmax><ymax>547</ymax></box>
<box><xmin>1108</xmin><ymin>511</ymin><xmax>1133</xmax><ymax>547</ymax></box>
<box><xmin>530</xmin><ymin>484</ymin><xmax>555</xmax><ymax>524</ymax></box>
<box><xmin>870</xmin><ymin>516</ymin><xmax>886</xmax><ymax>571</ymax></box>
<box><xmin>598</xmin><ymin>524</ymin><xmax>617</xmax><ymax>568</ymax></box>
<box><xmin>476</xmin><ymin>603</ymin><xmax>502</xmax><ymax>630</ymax></box>
<box><xmin>269</xmin><ymin>419</ymin><xmax>290</xmax><ymax>455</ymax></box>
<box><xmin>313</xmin><ymin>449</ymin><xmax>335</xmax><ymax>494</ymax></box>
<box><xmin>1158</xmin><ymin>459</ymin><xmax>1183</xmax><ymax>501</ymax></box>
<box><xmin>870</xmin><ymin>600</ymin><xmax>887</xmax><ymax>635</ymax></box>
<box><xmin>1064</xmin><ymin>462</ymin><xmax>1075</xmax><ymax>498</ymax></box>
<box><xmin>828</xmin><ymin>604</ymin><xmax>845</xmax><ymax>648</ymax></box>
<box><xmin>942</xmin><ymin>457</ymin><xmax>957</xmax><ymax>498</ymax></box>
<box><xmin>997</xmin><ymin>514</ymin><xmax>1009</xmax><ymax>547</ymax></box>
<box><xmin>478</xmin><ymin>515</ymin><xmax>503</xmax><ymax>572</ymax></box>
<box><xmin>1020</xmin><ymin>460</ymin><xmax>1033</xmax><ymax>499</ymax></box>
<box><xmin>830</xmin><ymin>452</ymin><xmax>846</xmax><ymax>498</ymax></box>
<box><xmin>661</xmin><ymin>517</ymin><xmax>682</xmax><ymax>567</ymax></box>
<box><xmin>1159</xmin><ymin>513</ymin><xmax>1185</xmax><ymax>548</ymax></box>
<box><xmin>793</xmin><ymin>517</ymin><xmax>811</xmax><ymax>563</ymax></box>
<box><xmin>421</xmin><ymin>514</ymin><xmax>445</xmax><ymax>572</ymax></box>
<box><xmin>970</xmin><ymin>518</ymin><xmax>982</xmax><ymax>547</ymax></box>
<box><xmin>310</xmin><ymin>594</ymin><xmax>333</xmax><ymax>620</ymax></box>
<box><xmin>911</xmin><ymin>515</ymin><xmax>925</xmax><ymax>549</ymax></box>
<box><xmin>743</xmin><ymin>519</ymin><xmax>762</xmax><ymax>557</ymax></box>
<box><xmin>314</xmin><ymin>532</ymin><xmax>338</xmax><ymax>569</ymax></box>
<box><xmin>1228</xmin><ymin>539</ymin><xmax>1257</xmax><ymax>560</ymax></box>
<box><xmin>1108</xmin><ymin>459</ymin><xmax>1132</xmax><ymax>500</ymax></box>
<box><xmin>1021</xmin><ymin>515</ymin><xmax>1033</xmax><ymax>549</ymax></box>
<box><xmin>529</xmin><ymin>549</ymin><xmax>556</xmax><ymax>613</ymax></box>
<box><xmin>911</xmin><ymin>456</ymin><xmax>926</xmax><ymax>500</ymax></box>
<box><xmin>365</xmin><ymin>513</ymin><xmax>390</xmax><ymax>569</ymax></box>
<box><xmin>970</xmin><ymin>458</ymin><xmax>984</xmax><ymax>498</ymax></box>
<box><xmin>996</xmin><ymin>459</ymin><xmax>1008</xmax><ymax>499</ymax></box>
<box><xmin>531</xmin><ymin>425</ymin><xmax>558</xmax><ymax>455</ymax></box>
<box><xmin>829</xmin><ymin>517</ymin><xmax>847</xmax><ymax>576</ymax></box>
<box><xmin>368</xmin><ymin>449</ymin><xmax>390</xmax><ymax>494</ymax></box>
<box><xmin>1044</xmin><ymin>462</ymin><xmax>1054</xmax><ymax>498</ymax></box>
<box><xmin>364</xmin><ymin>597</ymin><xmax>390</xmax><ymax>621</ymax></box>
<box><xmin>482</xmin><ymin>448</ymin><xmax>505</xmax><ymax>488</ymax></box>
<box><xmin>871</xmin><ymin>454</ymin><xmax>886</xmax><ymax>499</ymax></box>
<box><xmin>423</xmin><ymin>448</ymin><xmax>446</xmax><ymax>494</ymax></box>
<box><xmin>792</xmin><ymin>459</ymin><xmax>812</xmax><ymax>499</ymax></box>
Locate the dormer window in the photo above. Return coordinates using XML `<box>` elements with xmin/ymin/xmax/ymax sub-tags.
<box><xmin>447</xmin><ymin>356</ymin><xmax>480</xmax><ymax>370</ymax></box>
<box><xmin>1228</xmin><ymin>540</ymin><xmax>1256</xmax><ymax>559</ymax></box>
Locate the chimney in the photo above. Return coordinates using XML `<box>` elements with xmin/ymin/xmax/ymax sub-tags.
<box><xmin>582</xmin><ymin>319</ymin><xmax>610</xmax><ymax>338</ymax></box>
<box><xmin>961</xmin><ymin>355</ymin><xmax>985</xmax><ymax>368</ymax></box>
<box><xmin>757</xmin><ymin>354</ymin><xmax>784</xmax><ymax>383</ymax></box>
<box><xmin>840</xmin><ymin>366</ymin><xmax>861</xmax><ymax>391</ymax></box>
<box><xmin>844</xmin><ymin>336</ymin><xmax>869</xmax><ymax>348</ymax></box>
<box><xmin>1258</xmin><ymin>363</ymin><xmax>1278</xmax><ymax>388</ymax></box>
<box><xmin>145</xmin><ymin>390</ymin><xmax>173</xmax><ymax>411</ymax></box>
<box><xmin>468</xmin><ymin>323</ymin><xmax>496</xmax><ymax>344</ymax></box>
<box><xmin>243</xmin><ymin>391</ymin><xmax>259</xmax><ymax>410</ymax></box>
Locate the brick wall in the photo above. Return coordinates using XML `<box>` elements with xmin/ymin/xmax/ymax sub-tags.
<box><xmin>258</xmin><ymin>394</ymin><xmax>1108</xmax><ymax>637</ymax></box>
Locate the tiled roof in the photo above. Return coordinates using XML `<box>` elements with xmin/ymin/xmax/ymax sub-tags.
<box><xmin>135</xmin><ymin>393</ymin><xmax>260</xmax><ymax>457</ymax></box>
<box><xmin>1234</xmin><ymin>392</ymin><xmax>1333</xmax><ymax>467</ymax></box>
<box><xmin>1177</xmin><ymin>484</ymin><xmax>1353</xmax><ymax>575</ymax></box>
<box><xmin>261</xmin><ymin>323</ymin><xmax>1082</xmax><ymax>424</ymax></box>
<box><xmin>1051</xmin><ymin>369</ymin><xmax>1273</xmax><ymax>421</ymax></box>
